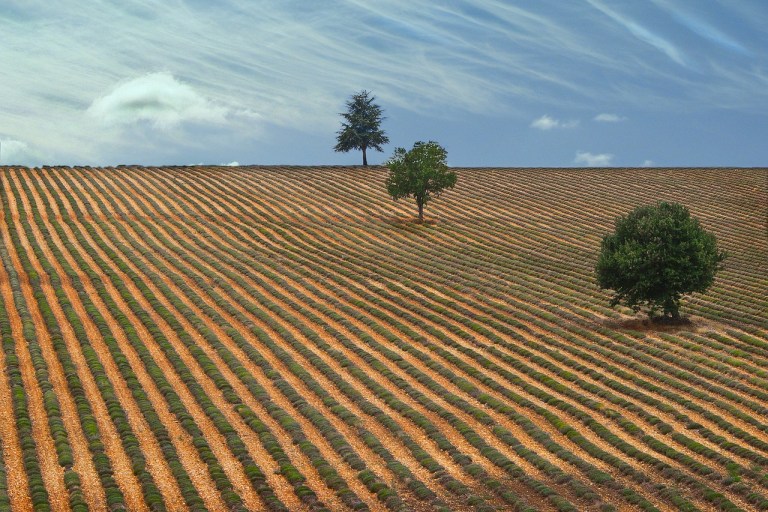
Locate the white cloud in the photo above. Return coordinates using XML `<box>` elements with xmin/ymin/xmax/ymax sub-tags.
<box><xmin>594</xmin><ymin>113</ymin><xmax>625</xmax><ymax>122</ymax></box>
<box><xmin>641</xmin><ymin>159</ymin><xmax>655</xmax><ymax>167</ymax></box>
<box><xmin>222</xmin><ymin>161</ymin><xmax>240</xmax><ymax>166</ymax></box>
<box><xmin>0</xmin><ymin>139</ymin><xmax>45</xmax><ymax>166</ymax></box>
<box><xmin>87</xmin><ymin>72</ymin><xmax>230</xmax><ymax>128</ymax></box>
<box><xmin>531</xmin><ymin>115</ymin><xmax>559</xmax><ymax>130</ymax></box>
<box><xmin>574</xmin><ymin>151</ymin><xmax>614</xmax><ymax>167</ymax></box>
<box><xmin>530</xmin><ymin>115</ymin><xmax>579</xmax><ymax>130</ymax></box>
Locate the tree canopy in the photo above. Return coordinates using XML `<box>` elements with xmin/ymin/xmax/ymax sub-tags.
<box><xmin>595</xmin><ymin>201</ymin><xmax>726</xmax><ymax>321</ymax></box>
<box><xmin>334</xmin><ymin>90</ymin><xmax>388</xmax><ymax>166</ymax></box>
<box><xmin>385</xmin><ymin>141</ymin><xmax>457</xmax><ymax>223</ymax></box>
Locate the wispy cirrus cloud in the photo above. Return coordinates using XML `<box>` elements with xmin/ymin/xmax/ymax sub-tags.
<box><xmin>531</xmin><ymin>115</ymin><xmax>579</xmax><ymax>130</ymax></box>
<box><xmin>650</xmin><ymin>0</ymin><xmax>749</xmax><ymax>55</ymax></box>
<box><xmin>574</xmin><ymin>151</ymin><xmax>614</xmax><ymax>167</ymax></box>
<box><xmin>585</xmin><ymin>0</ymin><xmax>687</xmax><ymax>66</ymax></box>
<box><xmin>0</xmin><ymin>1</ymin><xmax>766</xmax><ymax>165</ymax></box>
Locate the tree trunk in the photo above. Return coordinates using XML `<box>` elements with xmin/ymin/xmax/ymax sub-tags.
<box><xmin>362</xmin><ymin>146</ymin><xmax>368</xmax><ymax>166</ymax></box>
<box><xmin>664</xmin><ymin>297</ymin><xmax>680</xmax><ymax>320</ymax></box>
<box><xmin>417</xmin><ymin>199</ymin><xmax>424</xmax><ymax>223</ymax></box>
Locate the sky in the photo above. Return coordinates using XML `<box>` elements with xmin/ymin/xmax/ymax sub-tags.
<box><xmin>1</xmin><ymin>0</ymin><xmax>767</xmax><ymax>167</ymax></box>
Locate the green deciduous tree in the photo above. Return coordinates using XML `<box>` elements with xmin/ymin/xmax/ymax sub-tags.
<box><xmin>596</xmin><ymin>201</ymin><xmax>726</xmax><ymax>321</ymax></box>
<box><xmin>385</xmin><ymin>141</ymin><xmax>457</xmax><ymax>223</ymax></box>
<box><xmin>334</xmin><ymin>90</ymin><xmax>389</xmax><ymax>166</ymax></box>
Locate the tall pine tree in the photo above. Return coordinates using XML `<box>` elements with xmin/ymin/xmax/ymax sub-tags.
<box><xmin>334</xmin><ymin>90</ymin><xmax>389</xmax><ymax>166</ymax></box>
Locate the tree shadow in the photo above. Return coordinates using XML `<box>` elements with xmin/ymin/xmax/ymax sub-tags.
<box><xmin>380</xmin><ymin>215</ymin><xmax>440</xmax><ymax>226</ymax></box>
<box><xmin>604</xmin><ymin>316</ymin><xmax>701</xmax><ymax>334</ymax></box>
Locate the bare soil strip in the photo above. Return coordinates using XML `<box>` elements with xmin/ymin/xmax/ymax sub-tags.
<box><xmin>37</xmin><ymin>169</ymin><xmax>236</xmax><ymax>512</ymax></box>
<box><xmin>1</xmin><ymin>165</ymin><xmax>765</xmax><ymax>512</ymax></box>
<box><xmin>102</xmin><ymin>166</ymin><xmax>513</xmax><ymax>509</ymax></box>
<box><xmin>98</xmin><ymin>192</ymin><xmax>447</xmax><ymax>507</ymax></box>
<box><xmin>250</xmin><ymin>172</ymin><xmax>759</xmax><ymax>456</ymax></box>
<box><xmin>0</xmin><ymin>257</ymin><xmax>33</xmax><ymax>510</ymax></box>
<box><xmin>0</xmin><ymin>199</ymin><xmax>70</xmax><ymax>512</ymax></box>
<box><xmin>106</xmin><ymin>167</ymin><xmax>548</xmax><ymax>510</ymax></box>
<box><xmin>189</xmin><ymin>167</ymin><xmax>764</xmax><ymax>508</ymax></box>
<box><xmin>193</xmin><ymin>209</ymin><xmax>715</xmax><ymax>510</ymax></box>
<box><xmin>123</xmin><ymin>168</ymin><xmax>639</xmax><ymax>510</ymax></box>
<box><xmin>22</xmin><ymin>170</ymin><xmax>182</xmax><ymax>511</ymax></box>
<box><xmin>54</xmin><ymin>168</ymin><xmax>315</xmax><ymax>511</ymax></box>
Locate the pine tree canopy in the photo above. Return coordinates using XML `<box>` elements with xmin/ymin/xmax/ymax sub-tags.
<box><xmin>334</xmin><ymin>90</ymin><xmax>388</xmax><ymax>165</ymax></box>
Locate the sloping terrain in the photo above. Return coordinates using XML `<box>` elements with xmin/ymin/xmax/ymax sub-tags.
<box><xmin>0</xmin><ymin>165</ymin><xmax>766</xmax><ymax>512</ymax></box>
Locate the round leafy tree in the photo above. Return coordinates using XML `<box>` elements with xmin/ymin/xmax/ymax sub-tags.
<box><xmin>596</xmin><ymin>201</ymin><xmax>726</xmax><ymax>321</ymax></box>
<box><xmin>385</xmin><ymin>141</ymin><xmax>457</xmax><ymax>223</ymax></box>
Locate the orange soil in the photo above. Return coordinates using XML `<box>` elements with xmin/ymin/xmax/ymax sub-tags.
<box><xmin>0</xmin><ymin>165</ymin><xmax>765</xmax><ymax>512</ymax></box>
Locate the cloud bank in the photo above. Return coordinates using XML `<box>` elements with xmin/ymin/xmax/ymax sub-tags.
<box><xmin>0</xmin><ymin>139</ymin><xmax>45</xmax><ymax>166</ymax></box>
<box><xmin>88</xmin><ymin>72</ymin><xmax>230</xmax><ymax>128</ymax></box>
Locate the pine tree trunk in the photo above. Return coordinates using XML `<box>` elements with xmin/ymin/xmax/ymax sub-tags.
<box><xmin>362</xmin><ymin>146</ymin><xmax>368</xmax><ymax>166</ymax></box>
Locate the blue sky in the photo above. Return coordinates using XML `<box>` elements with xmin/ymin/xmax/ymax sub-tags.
<box><xmin>1</xmin><ymin>0</ymin><xmax>767</xmax><ymax>167</ymax></box>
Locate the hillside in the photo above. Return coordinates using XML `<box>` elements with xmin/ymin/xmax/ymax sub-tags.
<box><xmin>0</xmin><ymin>165</ymin><xmax>766</xmax><ymax>512</ymax></box>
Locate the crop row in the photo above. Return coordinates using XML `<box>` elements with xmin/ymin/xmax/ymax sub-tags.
<box><xmin>46</xmin><ymin>165</ymin><xmax>491</xmax><ymax>511</ymax></box>
<box><xmin>198</xmin><ymin>166</ymin><xmax>756</xmax><ymax>430</ymax></box>
<box><xmin>250</xmin><ymin>166</ymin><xmax>768</xmax><ymax>446</ymax></box>
<box><xmin>159</xmin><ymin>167</ymin><xmax>764</xmax><ymax>508</ymax></box>
<box><xmin>105</xmin><ymin>167</ymin><xmax>712</xmax><ymax>508</ymax></box>
<box><xmin>69</xmin><ymin>166</ymin><xmax>552</xmax><ymax>510</ymax></box>
<box><xmin>64</xmin><ymin>163</ymin><xmax>536</xmax><ymax>508</ymax></box>
<box><xmin>0</xmin><ymin>248</ymin><xmax>45</xmax><ymax>511</ymax></box>
<box><xmin>1</xmin><ymin>172</ymin><xmax>85</xmax><ymax>511</ymax></box>
<box><xmin>4</xmin><ymin>164</ymin><xmax>765</xmax><ymax>512</ymax></box>
<box><xmin>14</xmin><ymin>171</ymin><xmax>264</xmax><ymax>510</ymax></box>
<box><xmin>27</xmin><ymin>169</ymin><xmax>314</xmax><ymax>511</ymax></box>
